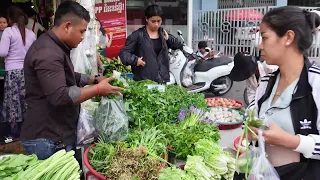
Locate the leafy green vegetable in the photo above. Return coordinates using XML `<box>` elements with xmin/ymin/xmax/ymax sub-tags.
<box><xmin>89</xmin><ymin>140</ymin><xmax>118</xmax><ymax>175</ymax></box>
<box><xmin>11</xmin><ymin>150</ymin><xmax>81</xmax><ymax>180</ymax></box>
<box><xmin>126</xmin><ymin>126</ymin><xmax>168</xmax><ymax>156</ymax></box>
<box><xmin>105</xmin><ymin>146</ymin><xmax>161</xmax><ymax>180</ymax></box>
<box><xmin>0</xmin><ymin>154</ymin><xmax>38</xmax><ymax>179</ymax></box>
<box><xmin>236</xmin><ymin>109</ymin><xmax>262</xmax><ymax>179</ymax></box>
<box><xmin>123</xmin><ymin>80</ymin><xmax>207</xmax><ymax>129</ymax></box>
<box><xmin>82</xmin><ymin>100</ymin><xmax>99</xmax><ymax>115</ymax></box>
<box><xmin>91</xmin><ymin>96</ymin><xmax>102</xmax><ymax>102</ymax></box>
<box><xmin>158</xmin><ymin>123</ymin><xmax>220</xmax><ymax>159</ymax></box>
<box><xmin>109</xmin><ymin>79</ymin><xmax>125</xmax><ymax>88</ymax></box>
<box><xmin>179</xmin><ymin>107</ymin><xmax>204</xmax><ymax>129</ymax></box>
<box><xmin>194</xmin><ymin>139</ymin><xmax>236</xmax><ymax>180</ymax></box>
<box><xmin>237</xmin><ymin>157</ymin><xmax>253</xmax><ymax>173</ymax></box>
<box><xmin>184</xmin><ymin>155</ymin><xmax>219</xmax><ymax>179</ymax></box>
<box><xmin>246</xmin><ymin>110</ymin><xmax>265</xmax><ymax>128</ymax></box>
<box><xmin>103</xmin><ymin>57</ymin><xmax>131</xmax><ymax>76</ymax></box>
<box><xmin>94</xmin><ymin>97</ymin><xmax>129</xmax><ymax>142</ymax></box>
<box><xmin>158</xmin><ymin>167</ymin><xmax>194</xmax><ymax>180</ymax></box>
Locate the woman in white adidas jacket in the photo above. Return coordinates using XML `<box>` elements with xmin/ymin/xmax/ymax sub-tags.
<box><xmin>246</xmin><ymin>6</ymin><xmax>320</xmax><ymax>180</ymax></box>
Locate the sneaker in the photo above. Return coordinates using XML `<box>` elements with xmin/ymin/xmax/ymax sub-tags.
<box><xmin>0</xmin><ymin>136</ymin><xmax>19</xmax><ymax>145</ymax></box>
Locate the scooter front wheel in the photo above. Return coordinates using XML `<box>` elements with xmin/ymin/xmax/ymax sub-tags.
<box><xmin>210</xmin><ymin>76</ymin><xmax>233</xmax><ymax>96</ymax></box>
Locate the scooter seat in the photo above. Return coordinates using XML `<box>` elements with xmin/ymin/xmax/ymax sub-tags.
<box><xmin>194</xmin><ymin>56</ymin><xmax>233</xmax><ymax>72</ymax></box>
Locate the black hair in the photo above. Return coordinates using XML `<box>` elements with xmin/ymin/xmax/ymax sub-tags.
<box><xmin>96</xmin><ymin>18</ymin><xmax>106</xmax><ymax>36</ymax></box>
<box><xmin>0</xmin><ymin>14</ymin><xmax>7</xmax><ymax>21</ymax></box>
<box><xmin>27</xmin><ymin>8</ymin><xmax>37</xmax><ymax>18</ymax></box>
<box><xmin>54</xmin><ymin>1</ymin><xmax>90</xmax><ymax>26</ymax></box>
<box><xmin>145</xmin><ymin>5</ymin><xmax>163</xmax><ymax>19</ymax></box>
<box><xmin>198</xmin><ymin>41</ymin><xmax>207</xmax><ymax>49</ymax></box>
<box><xmin>8</xmin><ymin>6</ymin><xmax>28</xmax><ymax>45</ymax></box>
<box><xmin>262</xmin><ymin>6</ymin><xmax>320</xmax><ymax>53</ymax></box>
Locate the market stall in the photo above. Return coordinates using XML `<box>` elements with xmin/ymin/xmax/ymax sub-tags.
<box><xmin>0</xmin><ymin>54</ymin><xmax>270</xmax><ymax>179</ymax></box>
<box><xmin>75</xmin><ymin>69</ymin><xmax>253</xmax><ymax>180</ymax></box>
<box><xmin>0</xmin><ymin>1</ymin><xmax>269</xmax><ymax>179</ymax></box>
<box><xmin>0</xmin><ymin>77</ymin><xmax>271</xmax><ymax>180</ymax></box>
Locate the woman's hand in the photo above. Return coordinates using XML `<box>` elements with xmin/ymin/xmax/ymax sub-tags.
<box><xmin>137</xmin><ymin>57</ymin><xmax>146</xmax><ymax>67</ymax></box>
<box><xmin>164</xmin><ymin>30</ymin><xmax>169</xmax><ymax>41</ymax></box>
<box><xmin>250</xmin><ymin>122</ymin><xmax>300</xmax><ymax>149</ymax></box>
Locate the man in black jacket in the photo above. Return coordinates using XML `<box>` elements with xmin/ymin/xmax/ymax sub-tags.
<box><xmin>120</xmin><ymin>5</ymin><xmax>183</xmax><ymax>83</ymax></box>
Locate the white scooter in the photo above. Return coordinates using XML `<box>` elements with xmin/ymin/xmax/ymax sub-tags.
<box><xmin>167</xmin><ymin>30</ymin><xmax>234</xmax><ymax>95</ymax></box>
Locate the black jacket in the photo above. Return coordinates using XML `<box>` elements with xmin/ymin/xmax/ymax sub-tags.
<box><xmin>248</xmin><ymin>60</ymin><xmax>320</xmax><ymax>180</ymax></box>
<box><xmin>119</xmin><ymin>26</ymin><xmax>182</xmax><ymax>83</ymax></box>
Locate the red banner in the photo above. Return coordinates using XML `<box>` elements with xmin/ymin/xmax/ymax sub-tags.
<box><xmin>95</xmin><ymin>0</ymin><xmax>127</xmax><ymax>58</ymax></box>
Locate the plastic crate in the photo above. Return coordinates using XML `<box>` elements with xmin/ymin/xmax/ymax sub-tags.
<box><xmin>120</xmin><ymin>73</ymin><xmax>134</xmax><ymax>79</ymax></box>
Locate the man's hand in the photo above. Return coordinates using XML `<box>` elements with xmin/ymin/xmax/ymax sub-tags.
<box><xmin>98</xmin><ymin>77</ymin><xmax>124</xmax><ymax>96</ymax></box>
<box><xmin>97</xmin><ymin>76</ymin><xmax>106</xmax><ymax>83</ymax></box>
<box><xmin>136</xmin><ymin>57</ymin><xmax>146</xmax><ymax>67</ymax></box>
<box><xmin>98</xmin><ymin>64</ymin><xmax>105</xmax><ymax>74</ymax></box>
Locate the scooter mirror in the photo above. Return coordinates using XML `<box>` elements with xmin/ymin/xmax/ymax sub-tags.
<box><xmin>177</xmin><ymin>30</ymin><xmax>182</xmax><ymax>36</ymax></box>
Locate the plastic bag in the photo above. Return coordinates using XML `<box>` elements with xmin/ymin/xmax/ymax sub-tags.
<box><xmin>76</xmin><ymin>100</ymin><xmax>99</xmax><ymax>145</ymax></box>
<box><xmin>236</xmin><ymin>145</ymin><xmax>259</xmax><ymax>174</ymax></box>
<box><xmin>248</xmin><ymin>130</ymin><xmax>280</xmax><ymax>180</ymax></box>
<box><xmin>94</xmin><ymin>96</ymin><xmax>129</xmax><ymax>142</ymax></box>
<box><xmin>71</xmin><ymin>42</ymin><xmax>93</xmax><ymax>75</ymax></box>
<box><xmin>71</xmin><ymin>21</ymin><xmax>98</xmax><ymax>75</ymax></box>
<box><xmin>112</xmin><ymin>71</ymin><xmax>128</xmax><ymax>87</ymax></box>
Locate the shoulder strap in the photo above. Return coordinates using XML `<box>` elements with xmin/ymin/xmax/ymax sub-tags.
<box><xmin>32</xmin><ymin>20</ymin><xmax>36</xmax><ymax>32</ymax></box>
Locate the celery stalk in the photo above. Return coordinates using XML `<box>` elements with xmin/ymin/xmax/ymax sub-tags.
<box><xmin>51</xmin><ymin>160</ymin><xmax>75</xmax><ymax>180</ymax></box>
<box><xmin>45</xmin><ymin>156</ymin><xmax>73</xmax><ymax>180</ymax></box>
<box><xmin>33</xmin><ymin>151</ymin><xmax>75</xmax><ymax>179</ymax></box>
<box><xmin>24</xmin><ymin>150</ymin><xmax>67</xmax><ymax>179</ymax></box>
<box><xmin>68</xmin><ymin>172</ymin><xmax>80</xmax><ymax>180</ymax></box>
<box><xmin>59</xmin><ymin>160</ymin><xmax>79</xmax><ymax>180</ymax></box>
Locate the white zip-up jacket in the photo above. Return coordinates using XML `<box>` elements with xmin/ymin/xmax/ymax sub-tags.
<box><xmin>248</xmin><ymin>61</ymin><xmax>320</xmax><ymax>161</ymax></box>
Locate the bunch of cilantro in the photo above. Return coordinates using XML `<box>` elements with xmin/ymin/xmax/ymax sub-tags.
<box><xmin>122</xmin><ymin>80</ymin><xmax>207</xmax><ymax>129</ymax></box>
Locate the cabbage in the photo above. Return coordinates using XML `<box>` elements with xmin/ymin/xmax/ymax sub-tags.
<box><xmin>193</xmin><ymin>139</ymin><xmax>236</xmax><ymax>180</ymax></box>
<box><xmin>83</xmin><ymin>100</ymin><xmax>99</xmax><ymax>116</ymax></box>
<box><xmin>158</xmin><ymin>167</ymin><xmax>194</xmax><ymax>180</ymax></box>
<box><xmin>184</xmin><ymin>156</ymin><xmax>216</xmax><ymax>180</ymax></box>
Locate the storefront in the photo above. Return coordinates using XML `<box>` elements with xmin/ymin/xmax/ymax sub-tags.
<box><xmin>126</xmin><ymin>0</ymin><xmax>192</xmax><ymax>45</ymax></box>
<box><xmin>95</xmin><ymin>0</ymin><xmax>193</xmax><ymax>57</ymax></box>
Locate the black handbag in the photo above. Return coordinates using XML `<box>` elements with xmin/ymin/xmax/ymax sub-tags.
<box><xmin>275</xmin><ymin>162</ymin><xmax>308</xmax><ymax>180</ymax></box>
